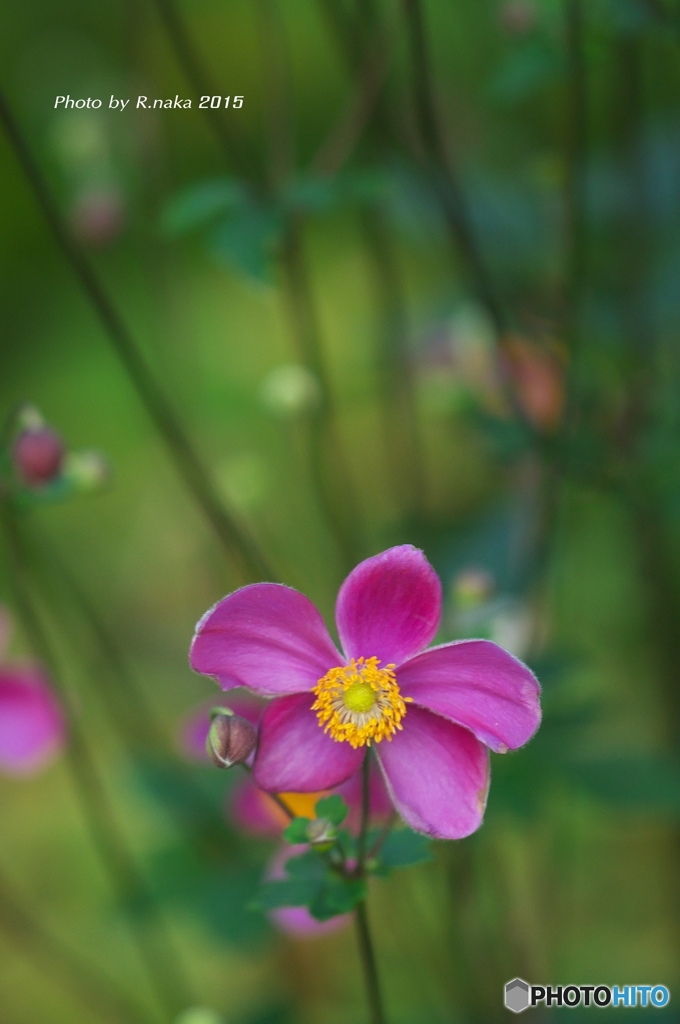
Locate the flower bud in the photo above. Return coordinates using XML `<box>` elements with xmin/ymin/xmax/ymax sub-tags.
<box><xmin>12</xmin><ymin>426</ymin><xmax>64</xmax><ymax>486</ymax></box>
<box><xmin>306</xmin><ymin>817</ymin><xmax>337</xmax><ymax>849</ymax></box>
<box><xmin>206</xmin><ymin>708</ymin><xmax>257</xmax><ymax>768</ymax></box>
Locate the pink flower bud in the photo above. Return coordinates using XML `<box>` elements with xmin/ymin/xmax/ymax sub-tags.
<box><xmin>206</xmin><ymin>710</ymin><xmax>257</xmax><ymax>769</ymax></box>
<box><xmin>12</xmin><ymin>427</ymin><xmax>64</xmax><ymax>486</ymax></box>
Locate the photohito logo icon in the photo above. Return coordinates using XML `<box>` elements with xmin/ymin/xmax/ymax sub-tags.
<box><xmin>503</xmin><ymin>980</ymin><xmax>670</xmax><ymax>1012</ymax></box>
<box><xmin>505</xmin><ymin>978</ymin><xmax>530</xmax><ymax>1013</ymax></box>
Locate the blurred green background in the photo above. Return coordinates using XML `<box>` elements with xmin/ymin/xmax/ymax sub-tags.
<box><xmin>1</xmin><ymin>0</ymin><xmax>680</xmax><ymax>1020</ymax></box>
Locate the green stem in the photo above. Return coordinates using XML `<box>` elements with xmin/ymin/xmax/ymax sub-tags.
<box><xmin>1</xmin><ymin>503</ymin><xmax>196</xmax><ymax>1020</ymax></box>
<box><xmin>354</xmin><ymin>899</ymin><xmax>387</xmax><ymax>1024</ymax></box>
<box><xmin>353</xmin><ymin>753</ymin><xmax>388</xmax><ymax>1024</ymax></box>
<box><xmin>0</xmin><ymin>867</ymin><xmax>156</xmax><ymax>1024</ymax></box>
<box><xmin>359</xmin><ymin>206</ymin><xmax>426</xmax><ymax>518</ymax></box>
<box><xmin>356</xmin><ymin>752</ymin><xmax>371</xmax><ymax>870</ymax></box>
<box><xmin>564</xmin><ymin>0</ymin><xmax>588</xmax><ymax>351</ymax></box>
<box><xmin>0</xmin><ymin>85</ymin><xmax>274</xmax><ymax>585</ymax></box>
<box><xmin>401</xmin><ymin>0</ymin><xmax>508</xmax><ymax>336</ymax></box>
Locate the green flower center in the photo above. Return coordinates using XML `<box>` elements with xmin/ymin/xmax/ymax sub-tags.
<box><xmin>343</xmin><ymin>681</ymin><xmax>377</xmax><ymax>713</ymax></box>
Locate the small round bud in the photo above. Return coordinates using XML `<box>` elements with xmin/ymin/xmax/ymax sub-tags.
<box><xmin>306</xmin><ymin>817</ymin><xmax>337</xmax><ymax>849</ymax></box>
<box><xmin>206</xmin><ymin>709</ymin><xmax>257</xmax><ymax>769</ymax></box>
<box><xmin>13</xmin><ymin>427</ymin><xmax>64</xmax><ymax>486</ymax></box>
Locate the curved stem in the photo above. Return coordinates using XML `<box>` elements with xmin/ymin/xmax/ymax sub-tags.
<box><xmin>0</xmin><ymin>85</ymin><xmax>275</xmax><ymax>585</ymax></box>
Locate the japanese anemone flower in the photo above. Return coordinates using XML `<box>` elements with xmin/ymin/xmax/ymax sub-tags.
<box><xmin>190</xmin><ymin>545</ymin><xmax>541</xmax><ymax>839</ymax></box>
<box><xmin>0</xmin><ymin>667</ymin><xmax>65</xmax><ymax>776</ymax></box>
<box><xmin>0</xmin><ymin>607</ymin><xmax>65</xmax><ymax>777</ymax></box>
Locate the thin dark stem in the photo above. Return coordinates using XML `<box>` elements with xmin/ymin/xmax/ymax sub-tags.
<box><xmin>0</xmin><ymin>85</ymin><xmax>274</xmax><ymax>585</ymax></box>
<box><xmin>154</xmin><ymin>0</ymin><xmax>364</xmax><ymax>572</ymax></box>
<box><xmin>354</xmin><ymin>900</ymin><xmax>387</xmax><ymax>1024</ymax></box>
<box><xmin>564</xmin><ymin>0</ymin><xmax>588</xmax><ymax>350</ymax></box>
<box><xmin>0</xmin><ymin>867</ymin><xmax>156</xmax><ymax>1024</ymax></box>
<box><xmin>153</xmin><ymin>0</ymin><xmax>245</xmax><ymax>172</ymax></box>
<box><xmin>359</xmin><ymin>206</ymin><xmax>425</xmax><ymax>516</ymax></box>
<box><xmin>352</xmin><ymin>753</ymin><xmax>388</xmax><ymax>1023</ymax></box>
<box><xmin>279</xmin><ymin>219</ymin><xmax>364</xmax><ymax>570</ymax></box>
<box><xmin>1</xmin><ymin>504</ymin><xmax>196</xmax><ymax>1021</ymax></box>
<box><xmin>356</xmin><ymin>752</ymin><xmax>371</xmax><ymax>870</ymax></box>
<box><xmin>401</xmin><ymin>0</ymin><xmax>508</xmax><ymax>336</ymax></box>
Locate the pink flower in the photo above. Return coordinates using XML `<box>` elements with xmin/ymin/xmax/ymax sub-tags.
<box><xmin>0</xmin><ymin>667</ymin><xmax>65</xmax><ymax>775</ymax></box>
<box><xmin>0</xmin><ymin>607</ymin><xmax>65</xmax><ymax>776</ymax></box>
<box><xmin>190</xmin><ymin>546</ymin><xmax>541</xmax><ymax>839</ymax></box>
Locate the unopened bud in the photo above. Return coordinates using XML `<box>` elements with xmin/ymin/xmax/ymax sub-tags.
<box><xmin>306</xmin><ymin>817</ymin><xmax>337</xmax><ymax>849</ymax></box>
<box><xmin>206</xmin><ymin>708</ymin><xmax>257</xmax><ymax>768</ymax></box>
<box><xmin>12</xmin><ymin>426</ymin><xmax>64</xmax><ymax>486</ymax></box>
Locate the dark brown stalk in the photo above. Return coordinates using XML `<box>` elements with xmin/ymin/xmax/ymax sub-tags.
<box><xmin>0</xmin><ymin>85</ymin><xmax>274</xmax><ymax>585</ymax></box>
<box><xmin>1</xmin><ymin>504</ymin><xmax>196</xmax><ymax>1021</ymax></box>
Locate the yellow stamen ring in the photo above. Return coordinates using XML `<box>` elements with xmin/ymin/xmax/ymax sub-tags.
<box><xmin>311</xmin><ymin>656</ymin><xmax>411</xmax><ymax>748</ymax></box>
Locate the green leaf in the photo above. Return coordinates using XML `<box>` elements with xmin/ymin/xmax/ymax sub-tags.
<box><xmin>208</xmin><ymin>206</ymin><xmax>282</xmax><ymax>283</ymax></box>
<box><xmin>252</xmin><ymin>876</ymin><xmax>322</xmax><ymax>911</ymax></box>
<box><xmin>280</xmin><ymin>176</ymin><xmax>339</xmax><ymax>214</ymax></box>
<box><xmin>314</xmin><ymin>794</ymin><xmax>348</xmax><ymax>826</ymax></box>
<box><xmin>373</xmin><ymin>828</ymin><xmax>432</xmax><ymax>876</ymax></box>
<box><xmin>283</xmin><ymin>817</ymin><xmax>311</xmax><ymax>844</ymax></box>
<box><xmin>308</xmin><ymin>876</ymin><xmax>367</xmax><ymax>921</ymax></box>
<box><xmin>161</xmin><ymin>179</ymin><xmax>249</xmax><ymax>235</ymax></box>
<box><xmin>284</xmin><ymin>850</ymin><xmax>327</xmax><ymax>881</ymax></box>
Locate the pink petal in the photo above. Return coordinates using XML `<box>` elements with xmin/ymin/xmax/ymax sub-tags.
<box><xmin>0</xmin><ymin>668</ymin><xmax>65</xmax><ymax>776</ymax></box>
<box><xmin>374</xmin><ymin>705</ymin><xmax>490</xmax><ymax>839</ymax></box>
<box><xmin>397</xmin><ymin>640</ymin><xmax>541</xmax><ymax>753</ymax></box>
<box><xmin>270</xmin><ymin>905</ymin><xmax>350</xmax><ymax>937</ymax></box>
<box><xmin>231</xmin><ymin>775</ymin><xmax>287</xmax><ymax>837</ymax></box>
<box><xmin>335</xmin><ymin>546</ymin><xmax>442</xmax><ymax>666</ymax></box>
<box><xmin>254</xmin><ymin>693</ymin><xmax>363</xmax><ymax>792</ymax></box>
<box><xmin>190</xmin><ymin>584</ymin><xmax>342</xmax><ymax>697</ymax></box>
<box><xmin>179</xmin><ymin>691</ymin><xmax>265</xmax><ymax>762</ymax></box>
